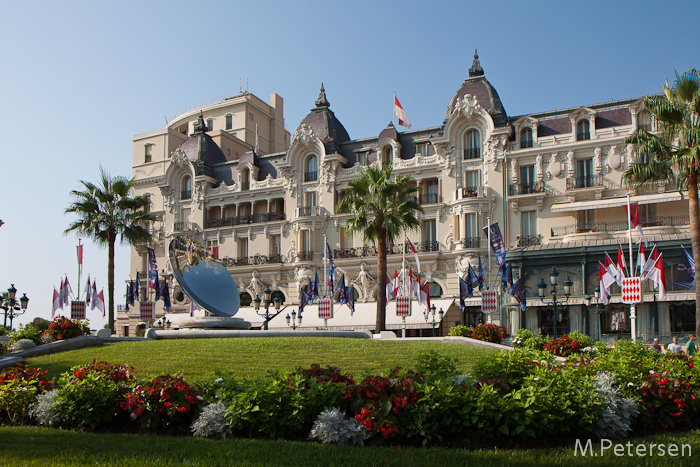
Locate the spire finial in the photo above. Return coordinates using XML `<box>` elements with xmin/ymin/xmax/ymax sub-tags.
<box><xmin>193</xmin><ymin>111</ymin><xmax>208</xmax><ymax>134</ymax></box>
<box><xmin>315</xmin><ymin>83</ymin><xmax>330</xmax><ymax>108</ymax></box>
<box><xmin>469</xmin><ymin>49</ymin><xmax>484</xmax><ymax>78</ymax></box>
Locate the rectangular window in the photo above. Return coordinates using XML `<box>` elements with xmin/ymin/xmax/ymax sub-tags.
<box><xmin>520</xmin><ymin>165</ymin><xmax>535</xmax><ymax>185</ymax></box>
<box><xmin>577</xmin><ymin>209</ymin><xmax>595</xmax><ymax>232</ymax></box>
<box><xmin>521</xmin><ymin>211</ymin><xmax>537</xmax><ymax>237</ymax></box>
<box><xmin>207</xmin><ymin>119</ymin><xmax>213</xmax><ymax>131</ymax></box>
<box><xmin>144</xmin><ymin>145</ymin><xmax>152</xmax><ymax>163</ymax></box>
<box><xmin>239</xmin><ymin>238</ymin><xmax>248</xmax><ymax>260</ymax></box>
<box><xmin>357</xmin><ymin>151</ymin><xmax>368</xmax><ymax>166</ymax></box>
<box><xmin>270</xmin><ymin>235</ymin><xmax>281</xmax><ymax>256</ymax></box>
<box><xmin>225</xmin><ymin>115</ymin><xmax>233</xmax><ymax>130</ymax></box>
<box><xmin>423</xmin><ymin>220</ymin><xmax>437</xmax><ymax>251</ymax></box>
<box><xmin>640</xmin><ymin>203</ymin><xmax>657</xmax><ymax>226</ymax></box>
<box><xmin>416</xmin><ymin>143</ymin><xmax>428</xmax><ymax>158</ymax></box>
<box><xmin>575</xmin><ymin>158</ymin><xmax>593</xmax><ymax>188</ymax></box>
<box><xmin>421</xmin><ymin>179</ymin><xmax>439</xmax><ymax>204</ymax></box>
<box><xmin>464</xmin><ymin>171</ymin><xmax>480</xmax><ymax>189</ymax></box>
<box><xmin>301</xmin><ymin>230</ymin><xmax>310</xmax><ymax>252</ymax></box>
<box><xmin>463</xmin><ymin>213</ymin><xmax>479</xmax><ymax>248</ymax></box>
<box><xmin>305</xmin><ymin>191</ymin><xmax>316</xmax><ymax>207</ymax></box>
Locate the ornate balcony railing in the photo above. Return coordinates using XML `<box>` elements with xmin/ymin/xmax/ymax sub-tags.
<box><xmin>419</xmin><ymin>193</ymin><xmax>439</xmax><ymax>204</ymax></box>
<box><xmin>509</xmin><ymin>181</ymin><xmax>545</xmax><ymax>195</ymax></box>
<box><xmin>463</xmin><ymin>148</ymin><xmax>480</xmax><ymax>159</ymax></box>
<box><xmin>566</xmin><ymin>174</ymin><xmax>603</xmax><ymax>190</ymax></box>
<box><xmin>180</xmin><ymin>190</ymin><xmax>191</xmax><ymax>200</ymax></box>
<box><xmin>551</xmin><ymin>215</ymin><xmax>689</xmax><ymax>236</ymax></box>
<box><xmin>422</xmin><ymin>241</ymin><xmax>440</xmax><ymax>252</ymax></box>
<box><xmin>298</xmin><ymin>251</ymin><xmax>314</xmax><ymax>261</ymax></box>
<box><xmin>520</xmin><ymin>140</ymin><xmax>534</xmax><ymax>149</ymax></box>
<box><xmin>206</xmin><ymin>212</ymin><xmax>286</xmax><ymax>228</ymax></box>
<box><xmin>173</xmin><ymin>222</ymin><xmax>197</xmax><ymax>232</ymax></box>
<box><xmin>221</xmin><ymin>254</ymin><xmax>285</xmax><ymax>267</ymax></box>
<box><xmin>461</xmin><ymin>186</ymin><xmax>480</xmax><ymax>198</ymax></box>
<box><xmin>304</xmin><ymin>171</ymin><xmax>318</xmax><ymax>182</ymax></box>
<box><xmin>638</xmin><ymin>124</ymin><xmax>652</xmax><ymax>132</ymax></box>
<box><xmin>332</xmin><ymin>241</ymin><xmax>442</xmax><ymax>259</ymax></box>
<box><xmin>299</xmin><ymin>206</ymin><xmax>315</xmax><ymax>216</ymax></box>
<box><xmin>516</xmin><ymin>235</ymin><xmax>542</xmax><ymax>247</ymax></box>
<box><xmin>241</xmin><ymin>181</ymin><xmax>250</xmax><ymax>191</ymax></box>
<box><xmin>461</xmin><ymin>237</ymin><xmax>481</xmax><ymax>249</ymax></box>
<box><xmin>577</xmin><ymin>132</ymin><xmax>590</xmax><ymax>141</ymax></box>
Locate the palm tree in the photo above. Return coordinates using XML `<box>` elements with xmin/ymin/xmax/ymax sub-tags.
<box><xmin>65</xmin><ymin>167</ymin><xmax>153</xmax><ymax>333</ymax></box>
<box><xmin>336</xmin><ymin>164</ymin><xmax>423</xmax><ymax>332</ymax></box>
<box><xmin>623</xmin><ymin>69</ymin><xmax>700</xmax><ymax>338</ymax></box>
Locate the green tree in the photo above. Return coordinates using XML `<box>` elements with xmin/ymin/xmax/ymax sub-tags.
<box><xmin>336</xmin><ymin>164</ymin><xmax>423</xmax><ymax>332</ymax></box>
<box><xmin>623</xmin><ymin>69</ymin><xmax>700</xmax><ymax>338</ymax></box>
<box><xmin>65</xmin><ymin>168</ymin><xmax>153</xmax><ymax>333</ymax></box>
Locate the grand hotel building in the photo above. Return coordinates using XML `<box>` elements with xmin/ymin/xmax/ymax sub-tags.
<box><xmin>121</xmin><ymin>54</ymin><xmax>695</xmax><ymax>341</ymax></box>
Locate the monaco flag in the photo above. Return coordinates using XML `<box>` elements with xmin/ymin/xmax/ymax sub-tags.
<box><xmin>650</xmin><ymin>253</ymin><xmax>667</xmax><ymax>299</ymax></box>
<box><xmin>394</xmin><ymin>95</ymin><xmax>411</xmax><ymax>129</ymax></box>
<box><xmin>52</xmin><ymin>288</ymin><xmax>60</xmax><ymax>317</ymax></box>
<box><xmin>624</xmin><ymin>202</ymin><xmax>648</xmax><ymax>247</ymax></box>
<box><xmin>95</xmin><ymin>290</ymin><xmax>105</xmax><ymax>317</ymax></box>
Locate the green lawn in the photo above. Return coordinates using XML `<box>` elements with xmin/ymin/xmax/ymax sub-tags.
<box><xmin>1</xmin><ymin>426</ymin><xmax>698</xmax><ymax>467</ymax></box>
<box><xmin>26</xmin><ymin>337</ymin><xmax>496</xmax><ymax>382</ymax></box>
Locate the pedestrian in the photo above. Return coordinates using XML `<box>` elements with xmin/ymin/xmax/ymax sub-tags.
<box><xmin>651</xmin><ymin>338</ymin><xmax>662</xmax><ymax>353</ymax></box>
<box><xmin>667</xmin><ymin>336</ymin><xmax>684</xmax><ymax>354</ymax></box>
<box><xmin>686</xmin><ymin>334</ymin><xmax>696</xmax><ymax>357</ymax></box>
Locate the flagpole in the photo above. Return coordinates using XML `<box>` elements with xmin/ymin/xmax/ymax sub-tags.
<box><xmin>324</xmin><ymin>234</ymin><xmax>328</xmax><ymax>298</ymax></box>
<box><xmin>487</xmin><ymin>217</ymin><xmax>492</xmax><ymax>324</ymax></box>
<box><xmin>77</xmin><ymin>239</ymin><xmax>81</xmax><ymax>300</ymax></box>
<box><xmin>402</xmin><ymin>229</ymin><xmax>407</xmax><ymax>338</ymax></box>
<box><xmin>627</xmin><ymin>193</ymin><xmax>637</xmax><ymax>342</ymax></box>
<box><xmin>392</xmin><ymin>92</ymin><xmax>396</xmax><ymax>127</ymax></box>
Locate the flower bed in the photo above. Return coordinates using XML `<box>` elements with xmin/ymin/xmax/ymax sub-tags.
<box><xmin>449</xmin><ymin>324</ymin><xmax>509</xmax><ymax>344</ymax></box>
<box><xmin>0</xmin><ymin>348</ymin><xmax>698</xmax><ymax>445</ymax></box>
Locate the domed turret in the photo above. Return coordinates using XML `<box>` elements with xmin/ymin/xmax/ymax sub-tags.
<box><xmin>176</xmin><ymin>112</ymin><xmax>226</xmax><ymax>176</ymax></box>
<box><xmin>297</xmin><ymin>84</ymin><xmax>350</xmax><ymax>153</ymax></box>
<box><xmin>446</xmin><ymin>50</ymin><xmax>508</xmax><ymax>127</ymax></box>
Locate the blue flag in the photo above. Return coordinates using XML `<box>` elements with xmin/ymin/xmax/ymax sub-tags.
<box><xmin>134</xmin><ymin>272</ymin><xmax>140</xmax><ymax>301</ymax></box>
<box><xmin>674</xmin><ymin>247</ymin><xmax>695</xmax><ymax>289</ymax></box>
<box><xmin>467</xmin><ymin>265</ymin><xmax>478</xmax><ymax>297</ymax></box>
<box><xmin>313</xmin><ymin>271</ymin><xmax>320</xmax><ymax>300</ymax></box>
<box><xmin>160</xmin><ymin>280</ymin><xmax>171</xmax><ymax>312</ymax></box>
<box><xmin>307</xmin><ymin>278</ymin><xmax>315</xmax><ymax>303</ymax></box>
<box><xmin>346</xmin><ymin>286</ymin><xmax>355</xmax><ymax>315</ymax></box>
<box><xmin>299</xmin><ymin>286</ymin><xmax>308</xmax><ymax>313</ymax></box>
<box><xmin>126</xmin><ymin>283</ymin><xmax>131</xmax><ymax>311</ymax></box>
<box><xmin>499</xmin><ymin>262</ymin><xmax>513</xmax><ymax>291</ymax></box>
<box><xmin>153</xmin><ymin>271</ymin><xmax>161</xmax><ymax>301</ymax></box>
<box><xmin>509</xmin><ymin>276</ymin><xmax>527</xmax><ymax>312</ymax></box>
<box><xmin>483</xmin><ymin>222</ymin><xmax>507</xmax><ymax>267</ymax></box>
<box><xmin>336</xmin><ymin>273</ymin><xmax>347</xmax><ymax>304</ymax></box>
<box><xmin>477</xmin><ymin>257</ymin><xmax>484</xmax><ymax>291</ymax></box>
<box><xmin>128</xmin><ymin>280</ymin><xmax>135</xmax><ymax>306</ymax></box>
<box><xmin>327</xmin><ymin>243</ymin><xmax>335</xmax><ymax>293</ymax></box>
<box><xmin>459</xmin><ymin>275</ymin><xmax>470</xmax><ymax>310</ymax></box>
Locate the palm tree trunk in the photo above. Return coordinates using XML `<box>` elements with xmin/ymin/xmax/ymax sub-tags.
<box><xmin>108</xmin><ymin>229</ymin><xmax>116</xmax><ymax>334</ymax></box>
<box><xmin>689</xmin><ymin>170</ymin><xmax>700</xmax><ymax>340</ymax></box>
<box><xmin>376</xmin><ymin>225</ymin><xmax>387</xmax><ymax>332</ymax></box>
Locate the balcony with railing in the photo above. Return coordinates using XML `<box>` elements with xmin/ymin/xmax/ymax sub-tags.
<box><xmin>460</xmin><ymin>237</ymin><xmax>481</xmax><ymax>249</ymax></box>
<box><xmin>566</xmin><ymin>174</ymin><xmax>603</xmax><ymax>190</ymax></box>
<box><xmin>419</xmin><ymin>193</ymin><xmax>440</xmax><ymax>205</ymax></box>
<box><xmin>516</xmin><ymin>235</ymin><xmax>542</xmax><ymax>247</ymax></box>
<box><xmin>577</xmin><ymin>132</ymin><xmax>590</xmax><ymax>141</ymax></box>
<box><xmin>304</xmin><ymin>171</ymin><xmax>318</xmax><ymax>182</ymax></box>
<box><xmin>241</xmin><ymin>181</ymin><xmax>250</xmax><ymax>191</ymax></box>
<box><xmin>638</xmin><ymin>124</ymin><xmax>652</xmax><ymax>132</ymax></box>
<box><xmin>463</xmin><ymin>148</ymin><xmax>480</xmax><ymax>160</ymax></box>
<box><xmin>298</xmin><ymin>251</ymin><xmax>314</xmax><ymax>261</ymax></box>
<box><xmin>221</xmin><ymin>255</ymin><xmax>283</xmax><ymax>267</ymax></box>
<box><xmin>460</xmin><ymin>186</ymin><xmax>480</xmax><ymax>198</ymax></box>
<box><xmin>332</xmin><ymin>241</ymin><xmax>443</xmax><ymax>259</ymax></box>
<box><xmin>509</xmin><ymin>181</ymin><xmax>545</xmax><ymax>196</ymax></box>
<box><xmin>520</xmin><ymin>140</ymin><xmax>533</xmax><ymax>149</ymax></box>
<box><xmin>421</xmin><ymin>241</ymin><xmax>440</xmax><ymax>252</ymax></box>
<box><xmin>298</xmin><ymin>206</ymin><xmax>318</xmax><ymax>217</ymax></box>
<box><xmin>205</xmin><ymin>212</ymin><xmax>286</xmax><ymax>229</ymax></box>
<box><xmin>173</xmin><ymin>222</ymin><xmax>197</xmax><ymax>232</ymax></box>
<box><xmin>551</xmin><ymin>215</ymin><xmax>690</xmax><ymax>236</ymax></box>
<box><xmin>180</xmin><ymin>190</ymin><xmax>192</xmax><ymax>200</ymax></box>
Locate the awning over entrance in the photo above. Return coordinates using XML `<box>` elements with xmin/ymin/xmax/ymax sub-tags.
<box><xmin>550</xmin><ymin>192</ymin><xmax>682</xmax><ymax>213</ymax></box>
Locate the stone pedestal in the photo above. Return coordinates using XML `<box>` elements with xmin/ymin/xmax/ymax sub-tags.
<box><xmin>177</xmin><ymin>316</ymin><xmax>251</xmax><ymax>330</ymax></box>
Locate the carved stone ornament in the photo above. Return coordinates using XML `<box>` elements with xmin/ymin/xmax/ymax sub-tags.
<box><xmin>594</xmin><ymin>147</ymin><xmax>602</xmax><ymax>174</ymax></box>
<box><xmin>292</xmin><ymin>124</ymin><xmax>315</xmax><ymax>147</ymax></box>
<box><xmin>536</xmin><ymin>154</ymin><xmax>544</xmax><ymax>181</ymax></box>
<box><xmin>160</xmin><ymin>186</ymin><xmax>175</xmax><ymax>214</ymax></box>
<box><xmin>454</xmin><ymin>94</ymin><xmax>483</xmax><ymax>120</ymax></box>
<box><xmin>434</xmin><ymin>143</ymin><xmax>457</xmax><ymax>179</ymax></box>
<box><xmin>355</xmin><ymin>262</ymin><xmax>375</xmax><ymax>301</ymax></box>
<box><xmin>626</xmin><ymin>144</ymin><xmax>635</xmax><ymax>168</ymax></box>
<box><xmin>171</xmin><ymin>148</ymin><xmax>189</xmax><ymax>168</ymax></box>
<box><xmin>510</xmin><ymin>159</ymin><xmax>518</xmax><ymax>184</ymax></box>
<box><xmin>567</xmin><ymin>150</ymin><xmax>575</xmax><ymax>178</ymax></box>
<box><xmin>248</xmin><ymin>270</ymin><xmax>266</xmax><ymax>297</ymax></box>
<box><xmin>608</xmin><ymin>146</ymin><xmax>621</xmax><ymax>170</ymax></box>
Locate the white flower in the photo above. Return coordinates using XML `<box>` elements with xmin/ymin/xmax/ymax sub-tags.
<box><xmin>214</xmin><ymin>378</ymin><xmax>224</xmax><ymax>383</ymax></box>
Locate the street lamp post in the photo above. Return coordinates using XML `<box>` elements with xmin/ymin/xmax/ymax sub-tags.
<box><xmin>253</xmin><ymin>286</ymin><xmax>283</xmax><ymax>330</ymax></box>
<box><xmin>585</xmin><ymin>286</ymin><xmax>606</xmax><ymax>341</ymax></box>
<box><xmin>424</xmin><ymin>304</ymin><xmax>444</xmax><ymax>337</ymax></box>
<box><xmin>537</xmin><ymin>267</ymin><xmax>572</xmax><ymax>340</ymax></box>
<box><xmin>1</xmin><ymin>284</ymin><xmax>29</xmax><ymax>329</ymax></box>
<box><xmin>286</xmin><ymin>310</ymin><xmax>302</xmax><ymax>330</ymax></box>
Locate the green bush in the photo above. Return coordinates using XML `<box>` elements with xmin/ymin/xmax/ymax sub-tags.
<box><xmin>449</xmin><ymin>324</ymin><xmax>509</xmax><ymax>344</ymax></box>
<box><xmin>512</xmin><ymin>328</ymin><xmax>547</xmax><ymax>351</ymax></box>
<box><xmin>10</xmin><ymin>324</ymin><xmax>43</xmax><ymax>346</ymax></box>
<box><xmin>0</xmin><ymin>365</ymin><xmax>53</xmax><ymax>425</ymax></box>
<box><xmin>124</xmin><ymin>375</ymin><xmax>202</xmax><ymax>432</ymax></box>
<box><xmin>448</xmin><ymin>325</ymin><xmax>471</xmax><ymax>337</ymax></box>
<box><xmin>46</xmin><ymin>316</ymin><xmax>90</xmax><ymax>341</ymax></box>
<box><xmin>0</xmin><ymin>341</ymin><xmax>9</xmax><ymax>355</ymax></box>
<box><xmin>416</xmin><ymin>351</ymin><xmax>458</xmax><ymax>380</ymax></box>
<box><xmin>31</xmin><ymin>317</ymin><xmax>50</xmax><ymax>332</ymax></box>
<box><xmin>0</xmin><ymin>326</ymin><xmax>8</xmax><ymax>336</ymax></box>
<box><xmin>55</xmin><ymin>371</ymin><xmax>129</xmax><ymax>429</ymax></box>
<box><xmin>471</xmin><ymin>348</ymin><xmax>555</xmax><ymax>390</ymax></box>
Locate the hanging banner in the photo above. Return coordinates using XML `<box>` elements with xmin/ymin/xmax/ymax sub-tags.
<box><xmin>621</xmin><ymin>277</ymin><xmax>642</xmax><ymax>304</ymax></box>
<box><xmin>483</xmin><ymin>222</ymin><xmax>506</xmax><ymax>266</ymax></box>
<box><xmin>71</xmin><ymin>301</ymin><xmax>86</xmax><ymax>320</ymax></box>
<box><xmin>481</xmin><ymin>290</ymin><xmax>498</xmax><ymax>313</ymax></box>
<box><xmin>318</xmin><ymin>298</ymin><xmax>333</xmax><ymax>320</ymax></box>
<box><xmin>396</xmin><ymin>296</ymin><xmax>411</xmax><ymax>317</ymax></box>
<box><xmin>140</xmin><ymin>302</ymin><xmax>154</xmax><ymax>321</ymax></box>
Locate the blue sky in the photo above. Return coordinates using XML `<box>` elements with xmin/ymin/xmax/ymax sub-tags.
<box><xmin>1</xmin><ymin>0</ymin><xmax>698</xmax><ymax>329</ymax></box>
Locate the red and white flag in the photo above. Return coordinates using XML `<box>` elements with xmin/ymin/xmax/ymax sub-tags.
<box><xmin>189</xmin><ymin>299</ymin><xmax>197</xmax><ymax>317</ymax></box>
<box><xmin>96</xmin><ymin>290</ymin><xmax>105</xmax><ymax>318</ymax></box>
<box><xmin>85</xmin><ymin>276</ymin><xmax>91</xmax><ymax>306</ymax></box>
<box><xmin>599</xmin><ymin>262</ymin><xmax>614</xmax><ymax>305</ymax></box>
<box><xmin>406</xmin><ymin>236</ymin><xmax>420</xmax><ymax>273</ymax></box>
<box><xmin>637</xmin><ymin>243</ymin><xmax>646</xmax><ymax>277</ymax></box>
<box><xmin>617</xmin><ymin>245</ymin><xmax>627</xmax><ymax>286</ymax></box>
<box><xmin>393</xmin><ymin>94</ymin><xmax>411</xmax><ymax>129</ymax></box>
<box><xmin>420</xmin><ymin>281</ymin><xmax>431</xmax><ymax>319</ymax></box>
<box><xmin>604</xmin><ymin>253</ymin><xmax>618</xmax><ymax>283</ymax></box>
<box><xmin>393</xmin><ymin>269</ymin><xmax>401</xmax><ymax>297</ymax></box>
<box><xmin>649</xmin><ymin>253</ymin><xmax>667</xmax><ymax>299</ymax></box>
<box><xmin>385</xmin><ymin>274</ymin><xmax>393</xmax><ymax>302</ymax></box>
<box><xmin>411</xmin><ymin>270</ymin><xmax>421</xmax><ymax>300</ymax></box>
<box><xmin>91</xmin><ymin>281</ymin><xmax>98</xmax><ymax>311</ymax></box>
<box><xmin>52</xmin><ymin>288</ymin><xmax>60</xmax><ymax>317</ymax></box>
<box><xmin>64</xmin><ymin>277</ymin><xmax>73</xmax><ymax>303</ymax></box>
<box><xmin>624</xmin><ymin>202</ymin><xmax>648</xmax><ymax>247</ymax></box>
<box><xmin>58</xmin><ymin>278</ymin><xmax>65</xmax><ymax>307</ymax></box>
<box><xmin>641</xmin><ymin>245</ymin><xmax>658</xmax><ymax>281</ymax></box>
<box><xmin>77</xmin><ymin>244</ymin><xmax>83</xmax><ymax>277</ymax></box>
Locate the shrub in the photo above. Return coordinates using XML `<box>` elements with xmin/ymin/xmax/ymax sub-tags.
<box><xmin>31</xmin><ymin>317</ymin><xmax>50</xmax><ymax>332</ymax></box>
<box><xmin>512</xmin><ymin>328</ymin><xmax>547</xmax><ymax>351</ymax></box>
<box><xmin>11</xmin><ymin>324</ymin><xmax>43</xmax><ymax>346</ymax></box>
<box><xmin>55</xmin><ymin>371</ymin><xmax>130</xmax><ymax>429</ymax></box>
<box><xmin>471</xmin><ymin>348</ymin><xmax>555</xmax><ymax>390</ymax></box>
<box><xmin>638</xmin><ymin>369</ymin><xmax>699</xmax><ymax>429</ymax></box>
<box><xmin>10</xmin><ymin>339</ymin><xmax>37</xmax><ymax>352</ymax></box>
<box><xmin>29</xmin><ymin>389</ymin><xmax>60</xmax><ymax>427</ymax></box>
<box><xmin>543</xmin><ymin>335</ymin><xmax>580</xmax><ymax>357</ymax></box>
<box><xmin>594</xmin><ymin>372</ymin><xmax>639</xmax><ymax>439</ymax></box>
<box><xmin>191</xmin><ymin>401</ymin><xmax>232</xmax><ymax>438</ymax></box>
<box><xmin>0</xmin><ymin>341</ymin><xmax>9</xmax><ymax>355</ymax></box>
<box><xmin>123</xmin><ymin>375</ymin><xmax>202</xmax><ymax>432</ymax></box>
<box><xmin>0</xmin><ymin>326</ymin><xmax>8</xmax><ymax>336</ymax></box>
<box><xmin>309</xmin><ymin>407</ymin><xmax>368</xmax><ymax>445</ymax></box>
<box><xmin>450</xmin><ymin>324</ymin><xmax>509</xmax><ymax>344</ymax></box>
<box><xmin>416</xmin><ymin>351</ymin><xmax>459</xmax><ymax>380</ymax></box>
<box><xmin>0</xmin><ymin>365</ymin><xmax>52</xmax><ymax>425</ymax></box>
<box><xmin>568</xmin><ymin>331</ymin><xmax>594</xmax><ymax>349</ymax></box>
<box><xmin>46</xmin><ymin>316</ymin><xmax>90</xmax><ymax>341</ymax></box>
<box><xmin>71</xmin><ymin>359</ymin><xmax>135</xmax><ymax>383</ymax></box>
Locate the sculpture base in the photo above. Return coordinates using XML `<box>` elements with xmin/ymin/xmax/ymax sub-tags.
<box><xmin>177</xmin><ymin>317</ymin><xmax>251</xmax><ymax>330</ymax></box>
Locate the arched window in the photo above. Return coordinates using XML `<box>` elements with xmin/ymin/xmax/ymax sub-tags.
<box><xmin>241</xmin><ymin>168</ymin><xmax>250</xmax><ymax>191</ymax></box>
<box><xmin>240</xmin><ymin>292</ymin><xmax>252</xmax><ymax>307</ymax></box>
<box><xmin>428</xmin><ymin>282</ymin><xmax>443</xmax><ymax>298</ymax></box>
<box><xmin>271</xmin><ymin>290</ymin><xmax>285</xmax><ymax>305</ymax></box>
<box><xmin>520</xmin><ymin>128</ymin><xmax>533</xmax><ymax>148</ymax></box>
<box><xmin>577</xmin><ymin>120</ymin><xmax>590</xmax><ymax>140</ymax></box>
<box><xmin>638</xmin><ymin>111</ymin><xmax>652</xmax><ymax>132</ymax></box>
<box><xmin>180</xmin><ymin>176</ymin><xmax>192</xmax><ymax>200</ymax></box>
<box><xmin>382</xmin><ymin>146</ymin><xmax>393</xmax><ymax>165</ymax></box>
<box><xmin>464</xmin><ymin>130</ymin><xmax>481</xmax><ymax>159</ymax></box>
<box><xmin>304</xmin><ymin>155</ymin><xmax>318</xmax><ymax>182</ymax></box>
